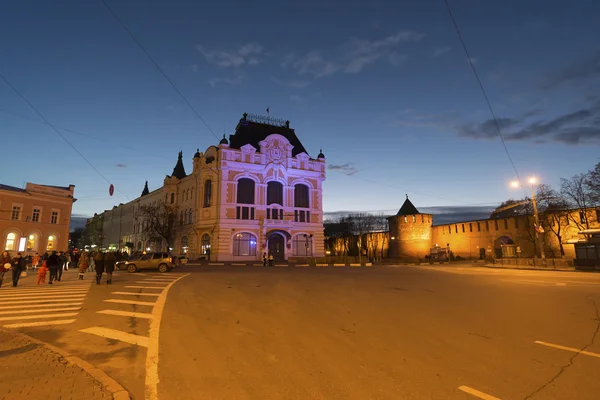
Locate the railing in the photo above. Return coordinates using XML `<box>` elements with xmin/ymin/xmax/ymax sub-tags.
<box><xmin>492</xmin><ymin>258</ymin><xmax>575</xmax><ymax>268</ymax></box>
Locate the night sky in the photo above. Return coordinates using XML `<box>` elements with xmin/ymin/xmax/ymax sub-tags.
<box><xmin>1</xmin><ymin>0</ymin><xmax>599</xmax><ymax>220</ymax></box>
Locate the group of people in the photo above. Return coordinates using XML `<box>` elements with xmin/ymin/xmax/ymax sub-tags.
<box><xmin>0</xmin><ymin>249</ymin><xmax>123</xmax><ymax>287</ymax></box>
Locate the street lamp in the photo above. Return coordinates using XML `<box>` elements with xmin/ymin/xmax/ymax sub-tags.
<box><xmin>510</xmin><ymin>177</ymin><xmax>545</xmax><ymax>259</ymax></box>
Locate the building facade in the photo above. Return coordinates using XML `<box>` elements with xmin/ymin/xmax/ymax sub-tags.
<box><xmin>90</xmin><ymin>113</ymin><xmax>326</xmax><ymax>261</ymax></box>
<box><xmin>1</xmin><ymin>183</ymin><xmax>76</xmax><ymax>254</ymax></box>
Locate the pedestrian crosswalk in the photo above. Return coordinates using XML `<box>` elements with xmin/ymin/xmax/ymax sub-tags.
<box><xmin>0</xmin><ymin>281</ymin><xmax>92</xmax><ymax>328</ymax></box>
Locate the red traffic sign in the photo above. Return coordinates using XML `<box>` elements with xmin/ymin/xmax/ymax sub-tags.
<box><xmin>109</xmin><ymin>184</ymin><xmax>114</xmax><ymax>196</ymax></box>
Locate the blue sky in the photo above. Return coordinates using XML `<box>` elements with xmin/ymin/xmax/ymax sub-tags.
<box><xmin>1</xmin><ymin>0</ymin><xmax>599</xmax><ymax>219</ymax></box>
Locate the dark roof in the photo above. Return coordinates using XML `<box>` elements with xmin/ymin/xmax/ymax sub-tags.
<box><xmin>228</xmin><ymin>114</ymin><xmax>309</xmax><ymax>157</ymax></box>
<box><xmin>171</xmin><ymin>151</ymin><xmax>187</xmax><ymax>180</ymax></box>
<box><xmin>194</xmin><ymin>148</ymin><xmax>201</xmax><ymax>158</ymax></box>
<box><xmin>141</xmin><ymin>181</ymin><xmax>150</xmax><ymax>197</ymax></box>
<box><xmin>317</xmin><ymin>149</ymin><xmax>325</xmax><ymax>159</ymax></box>
<box><xmin>0</xmin><ymin>184</ymin><xmax>27</xmax><ymax>193</ymax></box>
<box><xmin>219</xmin><ymin>134</ymin><xmax>228</xmax><ymax>145</ymax></box>
<box><xmin>44</xmin><ymin>185</ymin><xmax>70</xmax><ymax>190</ymax></box>
<box><xmin>396</xmin><ymin>196</ymin><xmax>420</xmax><ymax>216</ymax></box>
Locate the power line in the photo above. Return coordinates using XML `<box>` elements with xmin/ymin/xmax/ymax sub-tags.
<box><xmin>442</xmin><ymin>0</ymin><xmax>527</xmax><ymax>198</ymax></box>
<box><xmin>99</xmin><ymin>0</ymin><xmax>219</xmax><ymax>141</ymax></box>
<box><xmin>0</xmin><ymin>73</ymin><xmax>129</xmax><ymax>201</ymax></box>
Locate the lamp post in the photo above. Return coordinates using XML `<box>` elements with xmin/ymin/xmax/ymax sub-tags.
<box><xmin>511</xmin><ymin>177</ymin><xmax>545</xmax><ymax>259</ymax></box>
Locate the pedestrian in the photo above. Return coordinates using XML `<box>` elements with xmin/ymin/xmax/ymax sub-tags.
<box><xmin>65</xmin><ymin>252</ymin><xmax>71</xmax><ymax>270</ymax></box>
<box><xmin>268</xmin><ymin>252</ymin><xmax>274</xmax><ymax>266</ymax></box>
<box><xmin>0</xmin><ymin>251</ymin><xmax>11</xmax><ymax>288</ymax></box>
<box><xmin>78</xmin><ymin>250</ymin><xmax>89</xmax><ymax>280</ymax></box>
<box><xmin>46</xmin><ymin>251</ymin><xmax>60</xmax><ymax>284</ymax></box>
<box><xmin>32</xmin><ymin>252</ymin><xmax>40</xmax><ymax>271</ymax></box>
<box><xmin>11</xmin><ymin>252</ymin><xmax>26</xmax><ymax>287</ymax></box>
<box><xmin>262</xmin><ymin>252</ymin><xmax>267</xmax><ymax>267</ymax></box>
<box><xmin>94</xmin><ymin>251</ymin><xmax>105</xmax><ymax>285</ymax></box>
<box><xmin>57</xmin><ymin>251</ymin><xmax>67</xmax><ymax>281</ymax></box>
<box><xmin>37</xmin><ymin>261</ymin><xmax>48</xmax><ymax>285</ymax></box>
<box><xmin>104</xmin><ymin>252</ymin><xmax>116</xmax><ymax>284</ymax></box>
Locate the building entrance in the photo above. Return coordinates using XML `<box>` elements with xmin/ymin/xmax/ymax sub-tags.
<box><xmin>268</xmin><ymin>234</ymin><xmax>285</xmax><ymax>261</ymax></box>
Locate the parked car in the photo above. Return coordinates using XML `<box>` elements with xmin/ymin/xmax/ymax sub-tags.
<box><xmin>124</xmin><ymin>252</ymin><xmax>175</xmax><ymax>273</ymax></box>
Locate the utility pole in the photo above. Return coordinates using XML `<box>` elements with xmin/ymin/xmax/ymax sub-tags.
<box><xmin>531</xmin><ymin>187</ymin><xmax>545</xmax><ymax>259</ymax></box>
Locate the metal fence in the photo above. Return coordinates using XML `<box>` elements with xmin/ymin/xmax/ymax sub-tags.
<box><xmin>492</xmin><ymin>257</ymin><xmax>575</xmax><ymax>268</ymax></box>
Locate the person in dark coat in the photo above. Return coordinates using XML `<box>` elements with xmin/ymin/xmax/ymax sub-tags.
<box><xmin>46</xmin><ymin>251</ymin><xmax>61</xmax><ymax>284</ymax></box>
<box><xmin>57</xmin><ymin>251</ymin><xmax>67</xmax><ymax>281</ymax></box>
<box><xmin>10</xmin><ymin>252</ymin><xmax>27</xmax><ymax>287</ymax></box>
<box><xmin>104</xmin><ymin>252</ymin><xmax>116</xmax><ymax>284</ymax></box>
<box><xmin>94</xmin><ymin>251</ymin><xmax>105</xmax><ymax>285</ymax></box>
<box><xmin>0</xmin><ymin>251</ymin><xmax>12</xmax><ymax>288</ymax></box>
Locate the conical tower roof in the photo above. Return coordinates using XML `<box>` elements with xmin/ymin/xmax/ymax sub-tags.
<box><xmin>171</xmin><ymin>151</ymin><xmax>187</xmax><ymax>180</ymax></box>
<box><xmin>396</xmin><ymin>195</ymin><xmax>420</xmax><ymax>216</ymax></box>
<box><xmin>141</xmin><ymin>181</ymin><xmax>150</xmax><ymax>197</ymax></box>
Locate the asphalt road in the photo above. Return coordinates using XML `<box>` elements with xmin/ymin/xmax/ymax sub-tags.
<box><xmin>158</xmin><ymin>265</ymin><xmax>600</xmax><ymax>400</ymax></box>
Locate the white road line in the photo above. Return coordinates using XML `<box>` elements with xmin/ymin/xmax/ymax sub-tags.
<box><xmin>0</xmin><ymin>294</ymin><xmax>87</xmax><ymax>302</ymax></box>
<box><xmin>111</xmin><ymin>292</ymin><xmax>160</xmax><ymax>297</ymax></box>
<box><xmin>146</xmin><ymin>273</ymin><xmax>189</xmax><ymax>400</ymax></box>
<box><xmin>97</xmin><ymin>310</ymin><xmax>154</xmax><ymax>319</ymax></box>
<box><xmin>0</xmin><ymin>290</ymin><xmax>89</xmax><ymax>298</ymax></box>
<box><xmin>0</xmin><ymin>302</ymin><xmax>84</xmax><ymax>310</ymax></box>
<box><xmin>0</xmin><ymin>312</ymin><xmax>78</xmax><ymax>321</ymax></box>
<box><xmin>0</xmin><ymin>286</ymin><xmax>90</xmax><ymax>293</ymax></box>
<box><xmin>134</xmin><ymin>281</ymin><xmax>168</xmax><ymax>285</ymax></box>
<box><xmin>104</xmin><ymin>299</ymin><xmax>156</xmax><ymax>306</ymax></box>
<box><xmin>80</xmin><ymin>327</ymin><xmax>149</xmax><ymax>347</ymax></box>
<box><xmin>143</xmin><ymin>278</ymin><xmax>179</xmax><ymax>282</ymax></box>
<box><xmin>535</xmin><ymin>341</ymin><xmax>600</xmax><ymax>358</ymax></box>
<box><xmin>4</xmin><ymin>297</ymin><xmax>86</xmax><ymax>305</ymax></box>
<box><xmin>4</xmin><ymin>319</ymin><xmax>77</xmax><ymax>328</ymax></box>
<box><xmin>458</xmin><ymin>385</ymin><xmax>502</xmax><ymax>400</ymax></box>
<box><xmin>125</xmin><ymin>286</ymin><xmax>164</xmax><ymax>290</ymax></box>
<box><xmin>0</xmin><ymin>307</ymin><xmax>81</xmax><ymax>315</ymax></box>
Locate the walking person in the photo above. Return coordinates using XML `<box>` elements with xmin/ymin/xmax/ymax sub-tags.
<box><xmin>77</xmin><ymin>251</ymin><xmax>89</xmax><ymax>280</ymax></box>
<box><xmin>37</xmin><ymin>261</ymin><xmax>48</xmax><ymax>285</ymax></box>
<box><xmin>104</xmin><ymin>252</ymin><xmax>116</xmax><ymax>284</ymax></box>
<box><xmin>11</xmin><ymin>252</ymin><xmax>26</xmax><ymax>287</ymax></box>
<box><xmin>32</xmin><ymin>252</ymin><xmax>40</xmax><ymax>271</ymax></box>
<box><xmin>57</xmin><ymin>251</ymin><xmax>67</xmax><ymax>281</ymax></box>
<box><xmin>268</xmin><ymin>252</ymin><xmax>274</xmax><ymax>266</ymax></box>
<box><xmin>262</xmin><ymin>252</ymin><xmax>267</xmax><ymax>267</ymax></box>
<box><xmin>0</xmin><ymin>251</ymin><xmax>11</xmax><ymax>288</ymax></box>
<box><xmin>46</xmin><ymin>251</ymin><xmax>60</xmax><ymax>284</ymax></box>
<box><xmin>94</xmin><ymin>251</ymin><xmax>105</xmax><ymax>285</ymax></box>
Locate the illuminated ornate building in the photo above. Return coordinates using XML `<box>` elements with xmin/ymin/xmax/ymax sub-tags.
<box><xmin>93</xmin><ymin>113</ymin><xmax>326</xmax><ymax>261</ymax></box>
<box><xmin>1</xmin><ymin>183</ymin><xmax>76</xmax><ymax>254</ymax></box>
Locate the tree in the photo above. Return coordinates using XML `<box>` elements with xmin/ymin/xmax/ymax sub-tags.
<box><xmin>587</xmin><ymin>161</ymin><xmax>600</xmax><ymax>204</ymax></box>
<box><xmin>69</xmin><ymin>227</ymin><xmax>85</xmax><ymax>249</ymax></box>
<box><xmin>560</xmin><ymin>173</ymin><xmax>594</xmax><ymax>230</ymax></box>
<box><xmin>490</xmin><ymin>199</ymin><xmax>532</xmax><ymax>218</ymax></box>
<box><xmin>137</xmin><ymin>202</ymin><xmax>178</xmax><ymax>251</ymax></box>
<box><xmin>535</xmin><ymin>185</ymin><xmax>569</xmax><ymax>257</ymax></box>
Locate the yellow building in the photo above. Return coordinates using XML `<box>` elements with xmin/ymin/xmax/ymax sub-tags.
<box><xmin>0</xmin><ymin>183</ymin><xmax>76</xmax><ymax>254</ymax></box>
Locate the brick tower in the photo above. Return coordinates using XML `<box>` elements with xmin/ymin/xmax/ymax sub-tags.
<box><xmin>387</xmin><ymin>195</ymin><xmax>433</xmax><ymax>259</ymax></box>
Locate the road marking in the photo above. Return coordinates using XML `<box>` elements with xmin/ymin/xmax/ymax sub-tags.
<box><xmin>0</xmin><ymin>293</ymin><xmax>87</xmax><ymax>301</ymax></box>
<box><xmin>3</xmin><ymin>319</ymin><xmax>77</xmax><ymax>328</ymax></box>
<box><xmin>0</xmin><ymin>302</ymin><xmax>84</xmax><ymax>310</ymax></box>
<box><xmin>0</xmin><ymin>307</ymin><xmax>81</xmax><ymax>315</ymax></box>
<box><xmin>333</xmin><ymin>263</ymin><xmax>345</xmax><ymax>267</ymax></box>
<box><xmin>535</xmin><ymin>341</ymin><xmax>600</xmax><ymax>358</ymax></box>
<box><xmin>111</xmin><ymin>292</ymin><xmax>160</xmax><ymax>297</ymax></box>
<box><xmin>4</xmin><ymin>296</ymin><xmax>86</xmax><ymax>305</ymax></box>
<box><xmin>97</xmin><ymin>310</ymin><xmax>154</xmax><ymax>319</ymax></box>
<box><xmin>350</xmin><ymin>263</ymin><xmax>361</xmax><ymax>267</ymax></box>
<box><xmin>125</xmin><ymin>286</ymin><xmax>164</xmax><ymax>290</ymax></box>
<box><xmin>316</xmin><ymin>263</ymin><xmax>328</xmax><ymax>267</ymax></box>
<box><xmin>0</xmin><ymin>286</ymin><xmax>89</xmax><ymax>293</ymax></box>
<box><xmin>135</xmin><ymin>281</ymin><xmax>168</xmax><ymax>285</ymax></box>
<box><xmin>144</xmin><ymin>278</ymin><xmax>179</xmax><ymax>281</ymax></box>
<box><xmin>0</xmin><ymin>312</ymin><xmax>78</xmax><ymax>321</ymax></box>
<box><xmin>146</xmin><ymin>273</ymin><xmax>189</xmax><ymax>400</ymax></box>
<box><xmin>80</xmin><ymin>327</ymin><xmax>149</xmax><ymax>347</ymax></box>
<box><xmin>231</xmin><ymin>263</ymin><xmax>245</xmax><ymax>266</ymax></box>
<box><xmin>0</xmin><ymin>289</ymin><xmax>88</xmax><ymax>298</ymax></box>
<box><xmin>104</xmin><ymin>299</ymin><xmax>156</xmax><ymax>306</ymax></box>
<box><xmin>208</xmin><ymin>263</ymin><xmax>224</xmax><ymax>265</ymax></box>
<box><xmin>458</xmin><ymin>386</ymin><xmax>502</xmax><ymax>400</ymax></box>
<box><xmin>296</xmin><ymin>264</ymin><xmax>309</xmax><ymax>267</ymax></box>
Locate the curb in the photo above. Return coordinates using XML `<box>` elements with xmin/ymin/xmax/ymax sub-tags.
<box><xmin>0</xmin><ymin>327</ymin><xmax>131</xmax><ymax>400</ymax></box>
<box><xmin>482</xmin><ymin>264</ymin><xmax>577</xmax><ymax>273</ymax></box>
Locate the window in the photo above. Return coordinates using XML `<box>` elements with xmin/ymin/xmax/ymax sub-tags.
<box><xmin>233</xmin><ymin>233</ymin><xmax>257</xmax><ymax>256</ymax></box>
<box><xmin>504</xmin><ymin>219</ymin><xmax>508</xmax><ymax>229</ymax></box>
<box><xmin>455</xmin><ymin>225</ymin><xmax>458</xmax><ymax>233</ymax></box>
<box><xmin>494</xmin><ymin>220</ymin><xmax>499</xmax><ymax>230</ymax></box>
<box><xmin>4</xmin><ymin>233</ymin><xmax>16</xmax><ymax>251</ymax></box>
<box><xmin>180</xmin><ymin>236</ymin><xmax>188</xmax><ymax>254</ymax></box>
<box><xmin>47</xmin><ymin>235</ymin><xmax>55</xmax><ymax>251</ymax></box>
<box><xmin>448</xmin><ymin>226</ymin><xmax>451</xmax><ymax>234</ymax></box>
<box><xmin>267</xmin><ymin>181</ymin><xmax>283</xmax><ymax>205</ymax></box>
<box><xmin>404</xmin><ymin>216</ymin><xmax>408</xmax><ymax>223</ymax></box>
<box><xmin>51</xmin><ymin>211</ymin><xmax>59</xmax><ymax>224</ymax></box>
<box><xmin>32</xmin><ymin>208</ymin><xmax>41</xmax><ymax>222</ymax></box>
<box><xmin>295</xmin><ymin>210</ymin><xmax>310</xmax><ymax>223</ymax></box>
<box><xmin>203</xmin><ymin>180</ymin><xmax>212</xmax><ymax>207</ymax></box>
<box><xmin>462</xmin><ymin>224</ymin><xmax>465</xmax><ymax>233</ymax></box>
<box><xmin>26</xmin><ymin>234</ymin><xmax>37</xmax><ymax>251</ymax></box>
<box><xmin>184</xmin><ymin>209</ymin><xmax>189</xmax><ymax>224</ymax></box>
<box><xmin>412</xmin><ymin>216</ymin><xmax>416</xmax><ymax>223</ymax></box>
<box><xmin>170</xmin><ymin>193</ymin><xmax>175</xmax><ymax>204</ymax></box>
<box><xmin>294</xmin><ymin>184</ymin><xmax>309</xmax><ymax>208</ymax></box>
<box><xmin>236</xmin><ymin>206</ymin><xmax>254</xmax><ymax>220</ymax></box>
<box><xmin>11</xmin><ymin>206</ymin><xmax>21</xmax><ymax>220</ymax></box>
<box><xmin>469</xmin><ymin>223</ymin><xmax>473</xmax><ymax>232</ymax></box>
<box><xmin>201</xmin><ymin>234</ymin><xmax>211</xmax><ymax>255</ymax></box>
<box><xmin>485</xmin><ymin>221</ymin><xmax>489</xmax><ymax>231</ymax></box>
<box><xmin>267</xmin><ymin>208</ymin><xmax>283</xmax><ymax>220</ymax></box>
<box><xmin>188</xmin><ymin>209</ymin><xmax>193</xmax><ymax>224</ymax></box>
<box><xmin>237</xmin><ymin>178</ymin><xmax>255</xmax><ymax>204</ymax></box>
<box><xmin>293</xmin><ymin>235</ymin><xmax>312</xmax><ymax>256</ymax></box>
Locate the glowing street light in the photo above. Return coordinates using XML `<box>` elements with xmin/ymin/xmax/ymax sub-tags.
<box><xmin>510</xmin><ymin>177</ymin><xmax>545</xmax><ymax>259</ymax></box>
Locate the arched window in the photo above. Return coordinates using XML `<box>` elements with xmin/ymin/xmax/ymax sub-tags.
<box><xmin>201</xmin><ymin>233</ymin><xmax>211</xmax><ymax>255</ymax></box>
<box><xmin>237</xmin><ymin>178</ymin><xmax>255</xmax><ymax>204</ymax></box>
<box><xmin>47</xmin><ymin>235</ymin><xmax>55</xmax><ymax>251</ymax></box>
<box><xmin>170</xmin><ymin>193</ymin><xmax>175</xmax><ymax>204</ymax></box>
<box><xmin>4</xmin><ymin>232</ymin><xmax>16</xmax><ymax>251</ymax></box>
<box><xmin>180</xmin><ymin>236</ymin><xmax>188</xmax><ymax>254</ymax></box>
<box><xmin>204</xmin><ymin>180</ymin><xmax>212</xmax><ymax>207</ymax></box>
<box><xmin>267</xmin><ymin>181</ymin><xmax>283</xmax><ymax>205</ymax></box>
<box><xmin>137</xmin><ymin>241</ymin><xmax>142</xmax><ymax>251</ymax></box>
<box><xmin>293</xmin><ymin>234</ymin><xmax>312</xmax><ymax>256</ymax></box>
<box><xmin>184</xmin><ymin>209</ymin><xmax>189</xmax><ymax>224</ymax></box>
<box><xmin>26</xmin><ymin>234</ymin><xmax>37</xmax><ymax>251</ymax></box>
<box><xmin>233</xmin><ymin>232</ymin><xmax>257</xmax><ymax>256</ymax></box>
<box><xmin>294</xmin><ymin>184</ymin><xmax>309</xmax><ymax>208</ymax></box>
<box><xmin>180</xmin><ymin>211</ymin><xmax>184</xmax><ymax>225</ymax></box>
<box><xmin>188</xmin><ymin>209</ymin><xmax>193</xmax><ymax>224</ymax></box>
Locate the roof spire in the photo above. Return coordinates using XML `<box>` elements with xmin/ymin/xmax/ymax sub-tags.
<box><xmin>141</xmin><ymin>180</ymin><xmax>150</xmax><ymax>197</ymax></box>
<box><xmin>171</xmin><ymin>151</ymin><xmax>187</xmax><ymax>179</ymax></box>
<box><xmin>406</xmin><ymin>194</ymin><xmax>408</xmax><ymax>199</ymax></box>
